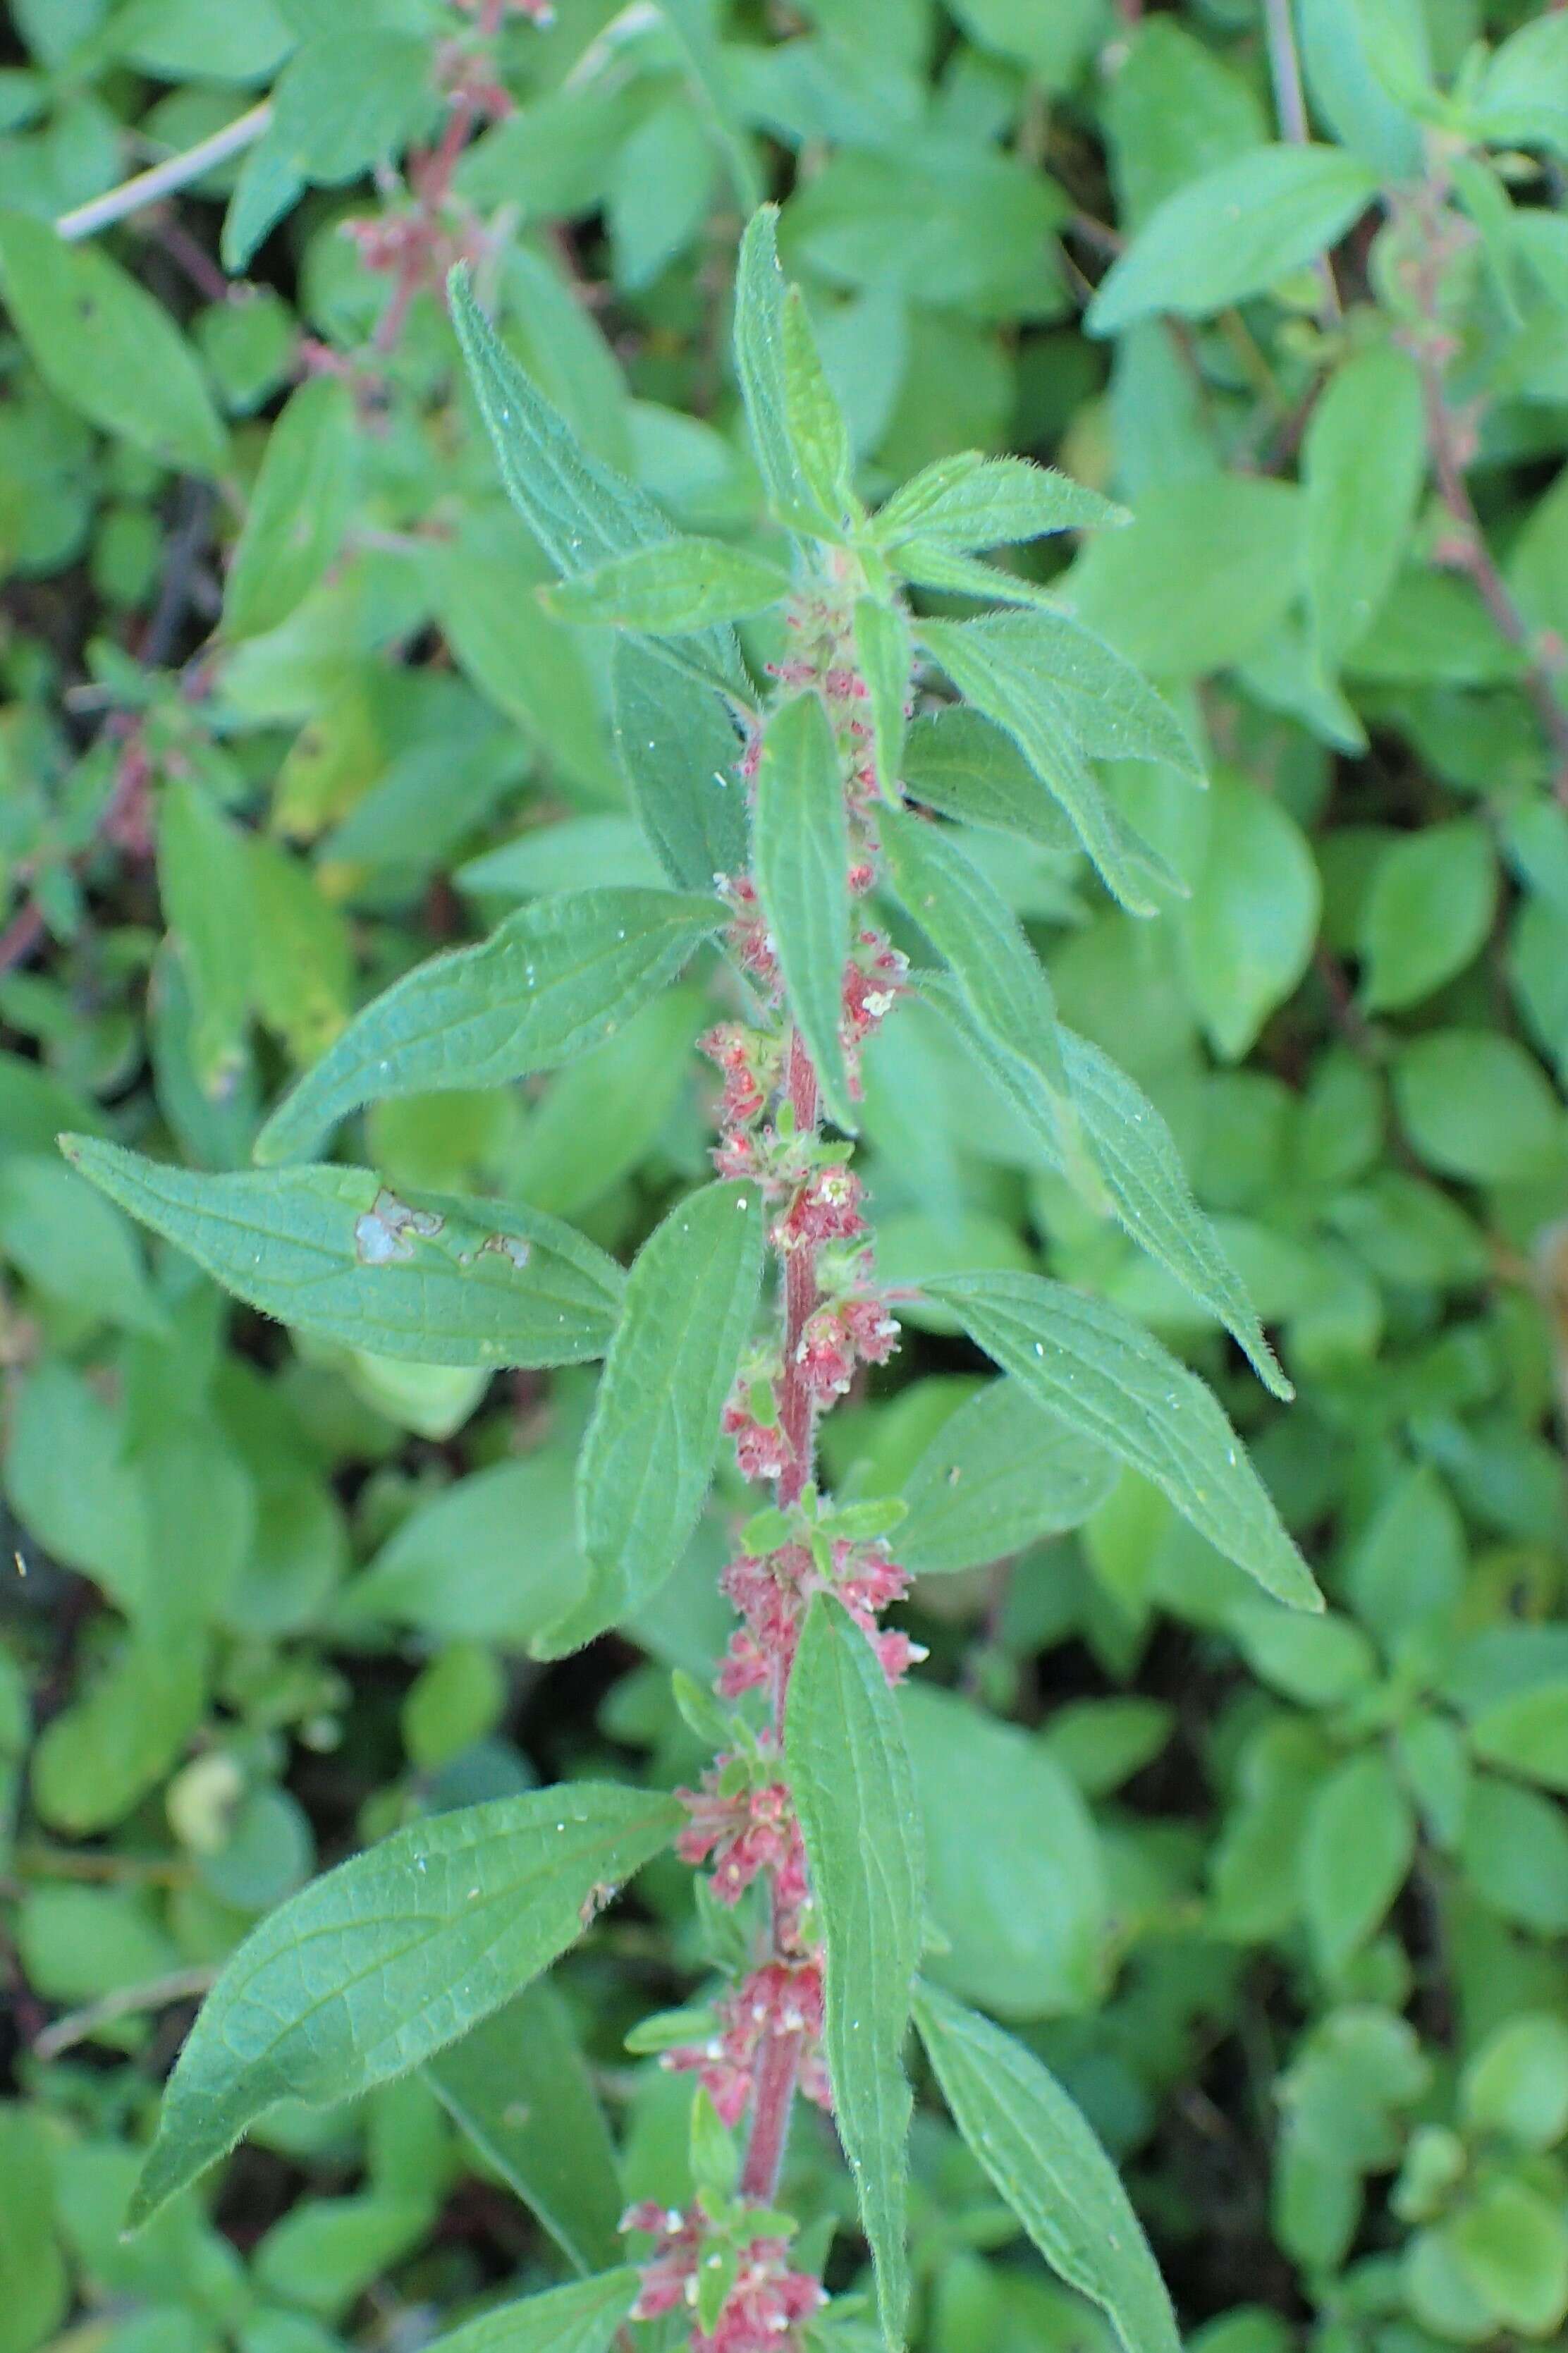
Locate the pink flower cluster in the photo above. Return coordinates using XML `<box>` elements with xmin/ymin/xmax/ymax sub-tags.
<box><xmin>795</xmin><ymin>1289</ymin><xmax>900</xmax><ymax>1402</ymax></box>
<box><xmin>665</xmin><ymin>1958</ymin><xmax>831</xmax><ymax>2126</ymax></box>
<box><xmin>776</xmin><ymin>1164</ymin><xmax>866</xmax><ymax>1252</ymax></box>
<box><xmin>677</xmin><ymin>1766</ymin><xmax>810</xmax><ymax>1919</ymax></box>
<box><xmin>718</xmin><ymin>1539</ymin><xmax>919</xmax><ymax>1701</ymax></box>
<box><xmin>625</xmin><ymin>2206</ymin><xmax>824</xmax><ymax>2352</ymax></box>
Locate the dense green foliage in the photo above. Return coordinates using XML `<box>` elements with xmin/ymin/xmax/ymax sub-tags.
<box><xmin>2</xmin><ymin>4</ymin><xmax>1568</xmax><ymax>2352</ymax></box>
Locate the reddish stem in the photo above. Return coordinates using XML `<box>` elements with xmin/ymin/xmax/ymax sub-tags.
<box><xmin>739</xmin><ymin>2019</ymin><xmax>802</xmax><ymax>2203</ymax></box>
<box><xmin>776</xmin><ymin>1032</ymin><xmax>821</xmax><ymax>1512</ymax></box>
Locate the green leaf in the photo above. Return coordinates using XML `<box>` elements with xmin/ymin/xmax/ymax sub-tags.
<box><xmin>224</xmin><ymin>377</ymin><xmax>357</xmax><ymax>641</ymax></box>
<box><xmin>1461</xmin><ymin>2013</ymin><xmax>1568</xmax><ymax>2151</ymax></box>
<box><xmin>917</xmin><ymin>1269</ymin><xmax>1320</xmax><ymax>1608</ymax></box>
<box><xmin>1179</xmin><ymin>775</ymin><xmax>1320</xmax><ymax>1061</ymax></box>
<box><xmin>0</xmin><ymin>2108</ymin><xmax>67</xmax><ymax>2353</ymax></box>
<box><xmin>733</xmin><ymin>205</ymin><xmax>833</xmax><ymax>533</ymax></box>
<box><xmin>1304</xmin><ymin>343</ymin><xmax>1426</xmax><ymax>668</ymax></box>
<box><xmin>1393</xmin><ymin>1030</ymin><xmax>1564</xmax><ymax>1185</ymax></box>
<box><xmin>753</xmin><ymin>692</ymin><xmax>855</xmax><ymax>1129</ymax></box>
<box><xmin>425</xmin><ymin>1984</ymin><xmax>624</xmax><ymax>2275</ymax></box>
<box><xmin>876</xmin><ymin>453</ymin><xmax>1125</xmax><ymax>549</ymax></box>
<box><xmin>127</xmin><ymin>1785</ymin><xmax>681</xmax><ymax>2228</ymax></box>
<box><xmin>1087</xmin><ymin>145</ymin><xmax>1378</xmax><ymax>334</ymax></box>
<box><xmin>448</xmin><ymin>264</ymin><xmax>746</xmax><ymax>703</ymax></box>
<box><xmin>257</xmin><ymin>888</ymin><xmax>723</xmax><ymax>1164</ymax></box>
<box><xmin>1468</xmin><ymin>1683</ymin><xmax>1568</xmax><ymax>1795</ymax></box>
<box><xmin>1068</xmin><ymin>475</ymin><xmax>1305</xmax><ymax>679</ymax></box>
<box><xmin>32</xmin><ymin>1626</ymin><xmax>207</xmax><ymax>1836</ymax></box>
<box><xmin>853</xmin><ymin>597</ymin><xmax>911</xmax><ymax>803</ymax></box>
<box><xmin>156</xmin><ymin>780</ymin><xmax>255</xmax><ymax>1101</ymax></box>
<box><xmin>610</xmin><ymin>637</ymin><xmax>750</xmax><ymax>892</ymax></box>
<box><xmin>425</xmin><ymin>2271</ymin><xmax>639</xmax><ymax>2353</ymax></box>
<box><xmin>913</xmin><ymin>1981</ymin><xmax>1180</xmax><ymax>2353</ymax></box>
<box><xmin>919</xmin><ymin>613</ymin><xmax>1198</xmax><ymax>914</ymax></box>
<box><xmin>786</xmin><ymin>1596</ymin><xmax>924</xmax><ymax>2347</ymax></box>
<box><xmin>0</xmin><ymin>210</ymin><xmax>228</xmax><ymax>476</ymax></box>
<box><xmin>61</xmin><ymin>1138</ymin><xmax>625</xmax><ymax>1370</ymax></box>
<box><xmin>888</xmin><ymin>537</ymin><xmax>1074</xmax><ymax>611</ymax></box>
<box><xmin>0</xmin><ymin>1156</ymin><xmax>166</xmax><ymax>1337</ymax></box>
<box><xmin>1447</xmin><ymin>2178</ymin><xmax>1568</xmax><ymax>2337</ymax></box>
<box><xmin>902</xmin><ymin>1685</ymin><xmax>1105</xmax><ymax>2018</ymax></box>
<box><xmin>1470</xmin><ymin>11</ymin><xmax>1568</xmax><ymax>153</ymax></box>
<box><xmin>897</xmin><ymin>1379</ymin><xmax>1117</xmax><ymax>1574</ymax></box>
<box><xmin>781</xmin><ymin>283</ymin><xmax>854</xmax><ymax>526</ymax></box>
<box><xmin>1301</xmin><ymin>1749</ymin><xmax>1415</xmax><ymax>1976</ymax></box>
<box><xmin>919</xmin><ymin>975</ymin><xmax>1290</xmax><ymax>1398</ymax></box>
<box><xmin>271</xmin><ymin>27</ymin><xmax>434</xmax><ymax>183</ymax></box>
<box><xmin>901</xmin><ymin>707</ymin><xmax>1077</xmax><ymax>856</ymax></box>
<box><xmin>543</xmin><ymin>537</ymin><xmax>792</xmax><ymax>631</ymax></box>
<box><xmin>879</xmin><ymin>809</ymin><xmax>1082</xmax><ymax>1170</ymax></box>
<box><xmin>576</xmin><ymin>1180</ymin><xmax>763</xmax><ymax>1617</ymax></box>
<box><xmin>1357</xmin><ymin>820</ymin><xmax>1497</xmax><ymax>1013</ymax></box>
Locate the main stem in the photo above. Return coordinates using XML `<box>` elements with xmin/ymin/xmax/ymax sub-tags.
<box><xmin>737</xmin><ymin>1027</ymin><xmax>821</xmax><ymax>2206</ymax></box>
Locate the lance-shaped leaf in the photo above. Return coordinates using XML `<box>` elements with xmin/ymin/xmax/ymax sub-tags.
<box><xmin>786</xmin><ymin>1596</ymin><xmax>924</xmax><ymax>2347</ymax></box>
<box><xmin>919</xmin><ymin>618</ymin><xmax>1194</xmax><ymax>913</ymax></box>
<box><xmin>428</xmin><ymin>2270</ymin><xmax>639</xmax><ymax>2353</ymax></box>
<box><xmin>426</xmin><ymin>1983</ymin><xmax>623</xmax><ymax>2276</ymax></box>
<box><xmin>879</xmin><ymin>808</ymin><xmax>1097</xmax><ymax>1202</ymax></box>
<box><xmin>876</xmin><ymin>453</ymin><xmax>1126</xmax><ymax>549</ymax></box>
<box><xmin>913</xmin><ymin>1982</ymin><xmax>1180</xmax><ymax>2353</ymax></box>
<box><xmin>126</xmin><ymin>1784</ymin><xmax>682</xmax><ymax>2228</ymax></box>
<box><xmin>257</xmin><ymin>889</ymin><xmax>724</xmax><ymax>1165</ymax></box>
<box><xmin>733</xmin><ymin>206</ymin><xmax>843</xmax><ymax>534</ymax></box>
<box><xmin>753</xmin><ymin>692</ymin><xmax>854</xmax><ymax>1129</ymax></box>
<box><xmin>889</xmin><ymin>538</ymin><xmax>1072</xmax><ymax>610</ymax></box>
<box><xmin>61</xmin><ymin>1138</ymin><xmax>624</xmax><ymax>1369</ymax></box>
<box><xmin>448</xmin><ymin>264</ymin><xmax>747</xmax><ymax>702</ymax></box>
<box><xmin>576</xmin><ymin>1180</ymin><xmax>763</xmax><ymax>1615</ymax></box>
<box><xmin>224</xmin><ymin>375</ymin><xmax>357</xmax><ymax>641</ymax></box>
<box><xmin>924</xmin><ymin>611</ymin><xmax>1201</xmax><ymax>776</ymax></box>
<box><xmin>902</xmin><ymin>708</ymin><xmax>1076</xmax><ymax>855</ymax></box>
<box><xmin>854</xmin><ymin>597</ymin><xmax>911</xmax><ymax>802</ymax></box>
<box><xmin>611</xmin><ymin>637</ymin><xmax>750</xmax><ymax>893</ymax></box>
<box><xmin>918</xmin><ymin>1269</ymin><xmax>1320</xmax><ymax>1609</ymax></box>
<box><xmin>543</xmin><ymin>539</ymin><xmax>792</xmax><ymax>632</ymax></box>
<box><xmin>898</xmin><ymin>1379</ymin><xmax>1117</xmax><ymax>1575</ymax></box>
<box><xmin>781</xmin><ymin>283</ymin><xmax>853</xmax><ymax>526</ymax></box>
<box><xmin>919</xmin><ymin>975</ymin><xmax>1290</xmax><ymax>1400</ymax></box>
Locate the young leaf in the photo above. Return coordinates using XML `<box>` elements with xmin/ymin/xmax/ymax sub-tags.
<box><xmin>732</xmin><ymin>204</ymin><xmax>833</xmax><ymax>532</ymax></box>
<box><xmin>918</xmin><ymin>975</ymin><xmax>1292</xmax><ymax>1398</ymax></box>
<box><xmin>425</xmin><ymin>1984</ymin><xmax>624</xmax><ymax>2277</ymax></box>
<box><xmin>223</xmin><ymin>376</ymin><xmax>357</xmax><ymax>641</ymax></box>
<box><xmin>1086</xmin><ymin>144</ymin><xmax>1378</xmax><ymax>334</ymax></box>
<box><xmin>576</xmin><ymin>1180</ymin><xmax>763</xmax><ymax>1617</ymax></box>
<box><xmin>786</xmin><ymin>1596</ymin><xmax>924</xmax><ymax>2347</ymax></box>
<box><xmin>898</xmin><ymin>1379</ymin><xmax>1117</xmax><ymax>1575</ymax></box>
<box><xmin>888</xmin><ymin>537</ymin><xmax>1073</xmax><ymax>610</ymax></box>
<box><xmin>543</xmin><ymin>538</ymin><xmax>792</xmax><ymax>631</ymax></box>
<box><xmin>853</xmin><ymin>597</ymin><xmax>912</xmax><ymax>802</ymax></box>
<box><xmin>126</xmin><ymin>1785</ymin><xmax>682</xmax><ymax>2227</ymax></box>
<box><xmin>782</xmin><ymin>283</ymin><xmax>854</xmax><ymax>526</ymax></box>
<box><xmin>912</xmin><ymin>1982</ymin><xmax>1180</xmax><ymax>2353</ymax></box>
<box><xmin>61</xmin><ymin>1138</ymin><xmax>625</xmax><ymax>1369</ymax></box>
<box><xmin>917</xmin><ymin>1269</ymin><xmax>1320</xmax><ymax>1609</ymax></box>
<box><xmin>427</xmin><ymin>2270</ymin><xmax>639</xmax><ymax>2353</ymax></box>
<box><xmin>611</xmin><ymin>637</ymin><xmax>750</xmax><ymax>893</ymax></box>
<box><xmin>879</xmin><ymin>807</ymin><xmax>1093</xmax><ymax>1194</ymax></box>
<box><xmin>753</xmin><ymin>692</ymin><xmax>855</xmax><ymax>1129</ymax></box>
<box><xmin>448</xmin><ymin>264</ymin><xmax>747</xmax><ymax>702</ymax></box>
<box><xmin>876</xmin><ymin>453</ymin><xmax>1127</xmax><ymax>549</ymax></box>
<box><xmin>0</xmin><ymin>210</ymin><xmax>228</xmax><ymax>476</ymax></box>
<box><xmin>257</xmin><ymin>888</ymin><xmax>725</xmax><ymax>1164</ymax></box>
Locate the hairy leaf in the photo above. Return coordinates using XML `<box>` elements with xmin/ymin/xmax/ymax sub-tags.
<box><xmin>544</xmin><ymin>537</ymin><xmax>792</xmax><ymax>631</ymax></box>
<box><xmin>427</xmin><ymin>2271</ymin><xmax>639</xmax><ymax>2353</ymax></box>
<box><xmin>448</xmin><ymin>264</ymin><xmax>747</xmax><ymax>701</ymax></box>
<box><xmin>902</xmin><ymin>708</ymin><xmax>1077</xmax><ymax>855</ymax></box>
<box><xmin>610</xmin><ymin>637</ymin><xmax>750</xmax><ymax>892</ymax></box>
<box><xmin>733</xmin><ymin>205</ymin><xmax>832</xmax><ymax>532</ymax></box>
<box><xmin>257</xmin><ymin>888</ymin><xmax>723</xmax><ymax>1163</ymax></box>
<box><xmin>919</xmin><ymin>1269</ymin><xmax>1319</xmax><ymax>1608</ymax></box>
<box><xmin>576</xmin><ymin>1180</ymin><xmax>763</xmax><ymax>1616</ymax></box>
<box><xmin>787</xmin><ymin>1596</ymin><xmax>924</xmax><ymax>2346</ymax></box>
<box><xmin>919</xmin><ymin>975</ymin><xmax>1291</xmax><ymax>1398</ymax></box>
<box><xmin>876</xmin><ymin>452</ymin><xmax>1126</xmax><ymax>548</ymax></box>
<box><xmin>127</xmin><ymin>1785</ymin><xmax>682</xmax><ymax>2226</ymax></box>
<box><xmin>753</xmin><ymin>692</ymin><xmax>855</xmax><ymax>1127</ymax></box>
<box><xmin>61</xmin><ymin>1138</ymin><xmax>624</xmax><ymax>1369</ymax></box>
<box><xmin>898</xmin><ymin>1379</ymin><xmax>1117</xmax><ymax>1574</ymax></box>
<box><xmin>425</xmin><ymin>1984</ymin><xmax>623</xmax><ymax>2275</ymax></box>
<box><xmin>913</xmin><ymin>1982</ymin><xmax>1180</xmax><ymax>2353</ymax></box>
<box><xmin>854</xmin><ymin>597</ymin><xmax>912</xmax><ymax>802</ymax></box>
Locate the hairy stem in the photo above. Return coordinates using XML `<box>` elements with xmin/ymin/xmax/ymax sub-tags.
<box><xmin>776</xmin><ymin>1032</ymin><xmax>822</xmax><ymax>1513</ymax></box>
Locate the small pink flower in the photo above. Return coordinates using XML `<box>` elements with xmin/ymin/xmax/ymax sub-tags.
<box><xmin>665</xmin><ymin>1959</ymin><xmax>831</xmax><ymax>2125</ymax></box>
<box><xmin>625</xmin><ymin>2206</ymin><xmax>824</xmax><ymax>2352</ymax></box>
<box><xmin>777</xmin><ymin>1166</ymin><xmax>866</xmax><ymax>1252</ymax></box>
<box><xmin>677</xmin><ymin>1769</ymin><xmax>803</xmax><ymax>1907</ymax></box>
